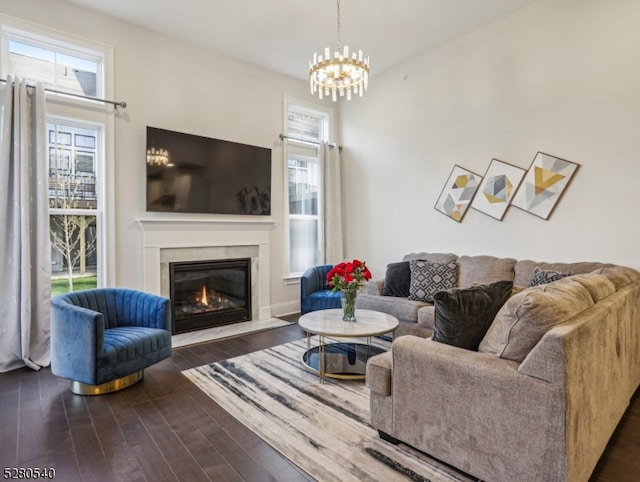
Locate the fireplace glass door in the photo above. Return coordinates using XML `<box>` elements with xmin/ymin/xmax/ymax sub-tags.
<box><xmin>170</xmin><ymin>258</ymin><xmax>251</xmax><ymax>334</ymax></box>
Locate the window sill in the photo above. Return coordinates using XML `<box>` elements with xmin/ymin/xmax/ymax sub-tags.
<box><xmin>283</xmin><ymin>275</ymin><xmax>301</xmax><ymax>285</ymax></box>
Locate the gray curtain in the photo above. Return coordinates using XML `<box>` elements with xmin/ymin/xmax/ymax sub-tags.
<box><xmin>322</xmin><ymin>142</ymin><xmax>344</xmax><ymax>263</ymax></box>
<box><xmin>0</xmin><ymin>75</ymin><xmax>51</xmax><ymax>372</ymax></box>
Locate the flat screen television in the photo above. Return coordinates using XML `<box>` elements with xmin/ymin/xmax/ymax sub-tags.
<box><xmin>146</xmin><ymin>126</ymin><xmax>271</xmax><ymax>215</ymax></box>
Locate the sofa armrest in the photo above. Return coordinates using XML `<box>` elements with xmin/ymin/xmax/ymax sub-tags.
<box><xmin>300</xmin><ymin>265</ymin><xmax>332</xmax><ymax>297</ymax></box>
<box><xmin>365</xmin><ymin>278</ymin><xmax>384</xmax><ymax>295</ymax></box>
<box><xmin>51</xmin><ymin>298</ymin><xmax>105</xmax><ymax>383</ymax></box>
<box><xmin>388</xmin><ymin>335</ymin><xmax>565</xmax><ymax>481</ymax></box>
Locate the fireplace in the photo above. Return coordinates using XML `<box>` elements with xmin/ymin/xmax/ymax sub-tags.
<box><xmin>169</xmin><ymin>258</ymin><xmax>251</xmax><ymax>334</ymax></box>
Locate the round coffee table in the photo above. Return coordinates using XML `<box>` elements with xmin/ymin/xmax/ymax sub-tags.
<box><xmin>298</xmin><ymin>309</ymin><xmax>399</xmax><ymax>383</ymax></box>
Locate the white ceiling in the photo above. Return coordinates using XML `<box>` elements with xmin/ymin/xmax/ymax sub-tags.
<box><xmin>62</xmin><ymin>0</ymin><xmax>541</xmax><ymax>80</ymax></box>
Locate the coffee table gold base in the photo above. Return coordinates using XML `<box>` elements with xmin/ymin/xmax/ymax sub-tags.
<box><xmin>301</xmin><ymin>337</ymin><xmax>385</xmax><ymax>383</ymax></box>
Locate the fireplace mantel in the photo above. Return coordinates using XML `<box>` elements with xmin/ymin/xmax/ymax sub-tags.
<box><xmin>136</xmin><ymin>217</ymin><xmax>275</xmax><ymax>234</ymax></box>
<box><xmin>136</xmin><ymin>217</ymin><xmax>274</xmax><ymax>321</ymax></box>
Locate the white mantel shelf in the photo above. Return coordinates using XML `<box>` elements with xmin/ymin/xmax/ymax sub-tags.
<box><xmin>137</xmin><ymin>216</ymin><xmax>274</xmax><ymax>321</ymax></box>
<box><xmin>136</xmin><ymin>217</ymin><xmax>276</xmax><ymax>231</ymax></box>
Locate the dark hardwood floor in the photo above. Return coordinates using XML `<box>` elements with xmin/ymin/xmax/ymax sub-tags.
<box><xmin>1</xmin><ymin>315</ymin><xmax>638</xmax><ymax>481</ymax></box>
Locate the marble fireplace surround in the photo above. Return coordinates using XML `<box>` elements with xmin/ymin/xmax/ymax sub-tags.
<box><xmin>136</xmin><ymin>219</ymin><xmax>274</xmax><ymax>322</ymax></box>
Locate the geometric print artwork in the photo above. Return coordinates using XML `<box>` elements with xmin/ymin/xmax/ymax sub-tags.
<box><xmin>434</xmin><ymin>165</ymin><xmax>482</xmax><ymax>222</ymax></box>
<box><xmin>511</xmin><ymin>152</ymin><xmax>580</xmax><ymax>220</ymax></box>
<box><xmin>471</xmin><ymin>159</ymin><xmax>526</xmax><ymax>221</ymax></box>
<box><xmin>485</xmin><ymin>176</ymin><xmax>512</xmax><ymax>203</ymax></box>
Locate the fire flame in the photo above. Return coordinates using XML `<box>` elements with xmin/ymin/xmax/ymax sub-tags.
<box><xmin>199</xmin><ymin>285</ymin><xmax>208</xmax><ymax>305</ymax></box>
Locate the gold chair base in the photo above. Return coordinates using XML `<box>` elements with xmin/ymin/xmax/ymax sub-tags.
<box><xmin>70</xmin><ymin>370</ymin><xmax>144</xmax><ymax>395</ymax></box>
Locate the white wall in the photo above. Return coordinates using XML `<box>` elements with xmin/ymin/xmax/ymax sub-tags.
<box><xmin>0</xmin><ymin>0</ymin><xmax>332</xmax><ymax>315</ymax></box>
<box><xmin>3</xmin><ymin>0</ymin><xmax>640</xmax><ymax>313</ymax></box>
<box><xmin>340</xmin><ymin>0</ymin><xmax>640</xmax><ymax>278</ymax></box>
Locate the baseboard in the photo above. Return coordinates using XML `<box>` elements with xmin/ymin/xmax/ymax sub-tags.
<box><xmin>270</xmin><ymin>300</ymin><xmax>300</xmax><ymax>318</ymax></box>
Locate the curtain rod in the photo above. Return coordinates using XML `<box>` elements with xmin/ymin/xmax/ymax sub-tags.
<box><xmin>0</xmin><ymin>78</ymin><xmax>127</xmax><ymax>109</ymax></box>
<box><xmin>279</xmin><ymin>133</ymin><xmax>341</xmax><ymax>150</ymax></box>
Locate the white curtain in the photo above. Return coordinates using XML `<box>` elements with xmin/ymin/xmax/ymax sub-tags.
<box><xmin>321</xmin><ymin>142</ymin><xmax>344</xmax><ymax>263</ymax></box>
<box><xmin>0</xmin><ymin>75</ymin><xmax>51</xmax><ymax>372</ymax></box>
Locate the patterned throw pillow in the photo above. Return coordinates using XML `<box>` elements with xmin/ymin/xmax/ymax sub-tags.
<box><xmin>529</xmin><ymin>267</ymin><xmax>573</xmax><ymax>287</ymax></box>
<box><xmin>408</xmin><ymin>260</ymin><xmax>458</xmax><ymax>303</ymax></box>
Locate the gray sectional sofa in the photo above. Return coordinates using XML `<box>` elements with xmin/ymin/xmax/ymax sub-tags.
<box><xmin>358</xmin><ymin>252</ymin><xmax>620</xmax><ymax>338</ymax></box>
<box><xmin>362</xmin><ymin>253</ymin><xmax>640</xmax><ymax>482</ymax></box>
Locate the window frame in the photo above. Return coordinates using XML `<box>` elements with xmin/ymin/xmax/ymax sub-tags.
<box><xmin>1</xmin><ymin>23</ymin><xmax>105</xmax><ymax>100</ymax></box>
<box><xmin>1</xmin><ymin>14</ymin><xmax>116</xmax><ymax>287</ymax></box>
<box><xmin>48</xmin><ymin>117</ymin><xmax>103</xmax><ymax>280</ymax></box>
<box><xmin>282</xmin><ymin>96</ymin><xmax>333</xmax><ymax>279</ymax></box>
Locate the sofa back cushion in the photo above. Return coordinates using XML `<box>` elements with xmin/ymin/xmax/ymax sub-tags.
<box><xmin>456</xmin><ymin>255</ymin><xmax>516</xmax><ymax>288</ymax></box>
<box><xmin>432</xmin><ymin>280</ymin><xmax>513</xmax><ymax>351</ymax></box>
<box><xmin>513</xmin><ymin>260</ymin><xmax>610</xmax><ymax>287</ymax></box>
<box><xmin>479</xmin><ymin>277</ymin><xmax>594</xmax><ymax>362</ymax></box>
<box><xmin>402</xmin><ymin>252</ymin><xmax>458</xmax><ymax>264</ymax></box>
<box><xmin>590</xmin><ymin>266</ymin><xmax>640</xmax><ymax>290</ymax></box>
<box><xmin>570</xmin><ymin>273</ymin><xmax>615</xmax><ymax>302</ymax></box>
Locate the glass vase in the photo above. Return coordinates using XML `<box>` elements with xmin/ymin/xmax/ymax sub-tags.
<box><xmin>341</xmin><ymin>288</ymin><xmax>357</xmax><ymax>322</ymax></box>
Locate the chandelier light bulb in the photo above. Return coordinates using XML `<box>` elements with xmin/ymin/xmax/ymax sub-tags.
<box><xmin>146</xmin><ymin>147</ymin><xmax>170</xmax><ymax>166</ymax></box>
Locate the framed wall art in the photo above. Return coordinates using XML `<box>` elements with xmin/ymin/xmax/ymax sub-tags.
<box><xmin>511</xmin><ymin>152</ymin><xmax>579</xmax><ymax>220</ymax></box>
<box><xmin>434</xmin><ymin>165</ymin><xmax>482</xmax><ymax>222</ymax></box>
<box><xmin>471</xmin><ymin>158</ymin><xmax>526</xmax><ymax>221</ymax></box>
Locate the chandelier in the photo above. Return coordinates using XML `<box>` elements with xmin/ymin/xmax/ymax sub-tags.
<box><xmin>146</xmin><ymin>147</ymin><xmax>169</xmax><ymax>166</ymax></box>
<box><xmin>309</xmin><ymin>0</ymin><xmax>370</xmax><ymax>102</ymax></box>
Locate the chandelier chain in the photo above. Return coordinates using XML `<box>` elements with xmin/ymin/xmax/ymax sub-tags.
<box><xmin>336</xmin><ymin>0</ymin><xmax>341</xmax><ymax>50</ymax></box>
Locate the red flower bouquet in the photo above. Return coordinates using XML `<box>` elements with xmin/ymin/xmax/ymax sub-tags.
<box><xmin>326</xmin><ymin>259</ymin><xmax>372</xmax><ymax>292</ymax></box>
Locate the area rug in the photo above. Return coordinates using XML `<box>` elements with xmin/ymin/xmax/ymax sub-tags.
<box><xmin>182</xmin><ymin>338</ymin><xmax>475</xmax><ymax>482</ymax></box>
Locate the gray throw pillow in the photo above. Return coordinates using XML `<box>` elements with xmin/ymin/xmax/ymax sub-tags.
<box><xmin>479</xmin><ymin>279</ymin><xmax>593</xmax><ymax>362</ymax></box>
<box><xmin>529</xmin><ymin>267</ymin><xmax>573</xmax><ymax>287</ymax></box>
<box><xmin>432</xmin><ymin>280</ymin><xmax>514</xmax><ymax>351</ymax></box>
<box><xmin>408</xmin><ymin>260</ymin><xmax>458</xmax><ymax>303</ymax></box>
<box><xmin>382</xmin><ymin>261</ymin><xmax>411</xmax><ymax>297</ymax></box>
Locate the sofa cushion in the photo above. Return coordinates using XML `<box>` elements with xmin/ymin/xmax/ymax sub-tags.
<box><xmin>513</xmin><ymin>260</ymin><xmax>610</xmax><ymax>287</ymax></box>
<box><xmin>432</xmin><ymin>280</ymin><xmax>513</xmax><ymax>351</ymax></box>
<box><xmin>382</xmin><ymin>261</ymin><xmax>411</xmax><ymax>297</ymax></box>
<box><xmin>408</xmin><ymin>260</ymin><xmax>458</xmax><ymax>303</ymax></box>
<box><xmin>356</xmin><ymin>293</ymin><xmax>429</xmax><ymax>322</ymax></box>
<box><xmin>591</xmin><ymin>266</ymin><xmax>640</xmax><ymax>289</ymax></box>
<box><xmin>456</xmin><ymin>255</ymin><xmax>516</xmax><ymax>287</ymax></box>
<box><xmin>479</xmin><ymin>278</ymin><xmax>594</xmax><ymax>362</ymax></box>
<box><xmin>529</xmin><ymin>267</ymin><xmax>573</xmax><ymax>287</ymax></box>
<box><xmin>417</xmin><ymin>305</ymin><xmax>436</xmax><ymax>330</ymax></box>
<box><xmin>570</xmin><ymin>273</ymin><xmax>615</xmax><ymax>302</ymax></box>
<box><xmin>402</xmin><ymin>252</ymin><xmax>458</xmax><ymax>264</ymax></box>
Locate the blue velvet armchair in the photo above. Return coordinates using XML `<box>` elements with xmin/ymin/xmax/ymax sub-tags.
<box><xmin>51</xmin><ymin>288</ymin><xmax>172</xmax><ymax>395</ymax></box>
<box><xmin>300</xmin><ymin>264</ymin><xmax>341</xmax><ymax>314</ymax></box>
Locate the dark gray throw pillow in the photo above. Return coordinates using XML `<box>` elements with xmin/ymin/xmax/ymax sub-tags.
<box><xmin>382</xmin><ymin>261</ymin><xmax>411</xmax><ymax>297</ymax></box>
<box><xmin>408</xmin><ymin>260</ymin><xmax>458</xmax><ymax>303</ymax></box>
<box><xmin>432</xmin><ymin>280</ymin><xmax>514</xmax><ymax>351</ymax></box>
<box><xmin>529</xmin><ymin>267</ymin><xmax>573</xmax><ymax>287</ymax></box>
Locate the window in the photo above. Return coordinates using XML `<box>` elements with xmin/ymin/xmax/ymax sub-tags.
<box><xmin>1</xmin><ymin>17</ymin><xmax>114</xmax><ymax>293</ymax></box>
<box><xmin>284</xmin><ymin>99</ymin><xmax>331</xmax><ymax>276</ymax></box>
<box><xmin>48</xmin><ymin>121</ymin><xmax>100</xmax><ymax>289</ymax></box>
<box><xmin>5</xmin><ymin>34</ymin><xmax>100</xmax><ymax>97</ymax></box>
